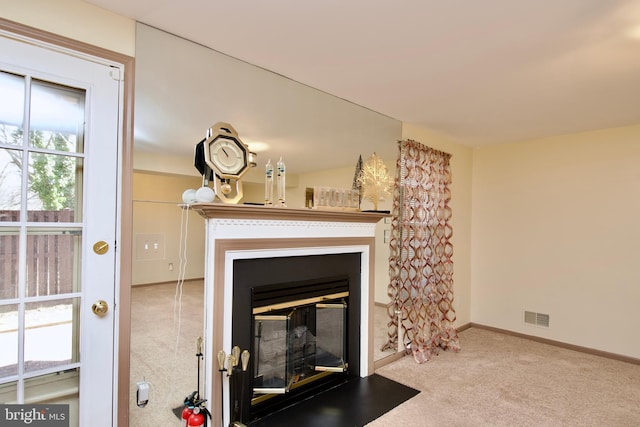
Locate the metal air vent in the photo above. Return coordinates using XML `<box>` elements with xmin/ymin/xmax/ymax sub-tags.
<box><xmin>524</xmin><ymin>310</ymin><xmax>550</xmax><ymax>328</ymax></box>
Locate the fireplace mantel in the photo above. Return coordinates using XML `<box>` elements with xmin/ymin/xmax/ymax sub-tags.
<box><xmin>190</xmin><ymin>202</ymin><xmax>388</xmax><ymax>223</ymax></box>
<box><xmin>192</xmin><ymin>203</ymin><xmax>385</xmax><ymax>426</ymax></box>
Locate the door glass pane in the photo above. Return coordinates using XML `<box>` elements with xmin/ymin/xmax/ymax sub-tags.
<box><xmin>26</xmin><ymin>229</ymin><xmax>82</xmax><ymax>297</ymax></box>
<box><xmin>0</xmin><ymin>148</ymin><xmax>23</xmax><ymax>220</ymax></box>
<box><xmin>24</xmin><ymin>298</ymin><xmax>79</xmax><ymax>373</ymax></box>
<box><xmin>30</xmin><ymin>80</ymin><xmax>84</xmax><ymax>153</ymax></box>
<box><xmin>24</xmin><ymin>371</ymin><xmax>79</xmax><ymax>427</ymax></box>
<box><xmin>0</xmin><ymin>380</ymin><xmax>17</xmax><ymax>403</ymax></box>
<box><xmin>0</xmin><ymin>229</ymin><xmax>19</xmax><ymax>300</ymax></box>
<box><xmin>0</xmin><ymin>71</ymin><xmax>24</xmax><ymax>147</ymax></box>
<box><xmin>27</xmin><ymin>153</ymin><xmax>82</xmax><ymax>222</ymax></box>
<box><xmin>0</xmin><ymin>303</ymin><xmax>18</xmax><ymax>378</ymax></box>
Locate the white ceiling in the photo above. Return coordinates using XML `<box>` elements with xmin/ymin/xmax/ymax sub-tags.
<box><xmin>89</xmin><ymin>0</ymin><xmax>640</xmax><ymax>147</ymax></box>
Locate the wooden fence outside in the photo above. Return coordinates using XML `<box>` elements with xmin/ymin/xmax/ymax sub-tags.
<box><xmin>0</xmin><ymin>210</ymin><xmax>77</xmax><ymax>300</ymax></box>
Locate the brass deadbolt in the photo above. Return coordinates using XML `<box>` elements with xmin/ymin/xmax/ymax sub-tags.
<box><xmin>93</xmin><ymin>241</ymin><xmax>109</xmax><ymax>255</ymax></box>
<box><xmin>92</xmin><ymin>300</ymin><xmax>109</xmax><ymax>316</ymax></box>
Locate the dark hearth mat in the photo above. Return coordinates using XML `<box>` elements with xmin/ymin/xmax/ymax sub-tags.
<box><xmin>250</xmin><ymin>374</ymin><xmax>419</xmax><ymax>427</ymax></box>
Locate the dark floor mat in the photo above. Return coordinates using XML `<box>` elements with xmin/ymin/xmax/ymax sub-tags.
<box><xmin>250</xmin><ymin>374</ymin><xmax>419</xmax><ymax>427</ymax></box>
<box><xmin>172</xmin><ymin>405</ymin><xmax>183</xmax><ymax>419</ymax></box>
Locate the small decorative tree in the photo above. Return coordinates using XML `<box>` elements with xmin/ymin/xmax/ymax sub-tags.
<box><xmin>357</xmin><ymin>152</ymin><xmax>393</xmax><ymax>211</ymax></box>
<box><xmin>351</xmin><ymin>155</ymin><xmax>364</xmax><ymax>208</ymax></box>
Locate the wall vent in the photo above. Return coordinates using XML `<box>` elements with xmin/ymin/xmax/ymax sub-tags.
<box><xmin>524</xmin><ymin>310</ymin><xmax>550</xmax><ymax>328</ymax></box>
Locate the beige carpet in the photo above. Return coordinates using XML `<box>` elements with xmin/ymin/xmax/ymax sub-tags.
<box><xmin>129</xmin><ymin>280</ymin><xmax>204</xmax><ymax>427</ymax></box>
<box><xmin>369</xmin><ymin>328</ymin><xmax>640</xmax><ymax>426</ymax></box>
<box><xmin>129</xmin><ymin>282</ymin><xmax>640</xmax><ymax>426</ymax></box>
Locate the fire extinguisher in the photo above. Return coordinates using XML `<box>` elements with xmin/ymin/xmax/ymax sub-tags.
<box><xmin>187</xmin><ymin>408</ymin><xmax>205</xmax><ymax>427</ymax></box>
<box><xmin>181</xmin><ymin>406</ymin><xmax>194</xmax><ymax>427</ymax></box>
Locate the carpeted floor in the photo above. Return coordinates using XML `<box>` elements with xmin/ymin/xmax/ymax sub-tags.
<box><xmin>369</xmin><ymin>327</ymin><xmax>640</xmax><ymax>426</ymax></box>
<box><xmin>130</xmin><ymin>282</ymin><xmax>640</xmax><ymax>426</ymax></box>
<box><xmin>129</xmin><ymin>280</ymin><xmax>204</xmax><ymax>427</ymax></box>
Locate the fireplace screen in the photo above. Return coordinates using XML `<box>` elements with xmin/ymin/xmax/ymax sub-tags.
<box><xmin>252</xmin><ymin>297</ymin><xmax>348</xmax><ymax>395</ymax></box>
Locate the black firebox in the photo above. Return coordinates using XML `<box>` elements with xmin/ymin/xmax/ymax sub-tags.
<box><xmin>231</xmin><ymin>253</ymin><xmax>362</xmax><ymax>424</ymax></box>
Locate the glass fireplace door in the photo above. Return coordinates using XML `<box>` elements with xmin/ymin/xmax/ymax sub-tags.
<box><xmin>252</xmin><ymin>298</ymin><xmax>348</xmax><ymax>397</ymax></box>
<box><xmin>314</xmin><ymin>302</ymin><xmax>347</xmax><ymax>372</ymax></box>
<box><xmin>253</xmin><ymin>313</ymin><xmax>293</xmax><ymax>394</ymax></box>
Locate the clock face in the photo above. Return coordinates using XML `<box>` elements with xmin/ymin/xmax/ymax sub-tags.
<box><xmin>208</xmin><ymin>136</ymin><xmax>248</xmax><ymax>177</ymax></box>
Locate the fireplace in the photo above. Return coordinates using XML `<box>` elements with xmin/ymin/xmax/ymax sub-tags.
<box><xmin>191</xmin><ymin>204</ymin><xmax>385</xmax><ymax>427</ymax></box>
<box><xmin>230</xmin><ymin>253</ymin><xmax>361</xmax><ymax>423</ymax></box>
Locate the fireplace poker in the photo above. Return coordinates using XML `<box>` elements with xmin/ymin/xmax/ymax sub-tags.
<box><xmin>227</xmin><ymin>353</ymin><xmax>236</xmax><ymax>425</ymax></box>
<box><xmin>231</xmin><ymin>346</ymin><xmax>241</xmax><ymax>423</ymax></box>
<box><xmin>196</xmin><ymin>337</ymin><xmax>203</xmax><ymax>399</ymax></box>
<box><xmin>217</xmin><ymin>350</ymin><xmax>227</xmax><ymax>427</ymax></box>
<box><xmin>230</xmin><ymin>349</ymin><xmax>250</xmax><ymax>427</ymax></box>
<box><xmin>240</xmin><ymin>350</ymin><xmax>250</xmax><ymax>424</ymax></box>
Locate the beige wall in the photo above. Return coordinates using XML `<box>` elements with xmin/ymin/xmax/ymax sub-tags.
<box><xmin>132</xmin><ymin>172</ymin><xmax>205</xmax><ymax>285</ymax></box>
<box><xmin>471</xmin><ymin>124</ymin><xmax>640</xmax><ymax>358</ymax></box>
<box><xmin>1</xmin><ymin>0</ymin><xmax>135</xmax><ymax>56</ymax></box>
<box><xmin>402</xmin><ymin>123</ymin><xmax>474</xmax><ymax>328</ymax></box>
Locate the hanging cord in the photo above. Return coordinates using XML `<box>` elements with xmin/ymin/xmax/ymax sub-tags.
<box><xmin>174</xmin><ymin>204</ymin><xmax>190</xmax><ymax>349</ymax></box>
<box><xmin>163</xmin><ymin>203</ymin><xmax>191</xmax><ymax>409</ymax></box>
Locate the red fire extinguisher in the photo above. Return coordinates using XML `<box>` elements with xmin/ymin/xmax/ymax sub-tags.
<box><xmin>187</xmin><ymin>410</ymin><xmax>205</xmax><ymax>427</ymax></box>
<box><xmin>181</xmin><ymin>406</ymin><xmax>194</xmax><ymax>427</ymax></box>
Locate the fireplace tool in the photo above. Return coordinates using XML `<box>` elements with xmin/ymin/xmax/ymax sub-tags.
<box><xmin>230</xmin><ymin>346</ymin><xmax>241</xmax><ymax>422</ymax></box>
<box><xmin>238</xmin><ymin>350</ymin><xmax>251</xmax><ymax>426</ymax></box>
<box><xmin>217</xmin><ymin>350</ymin><xmax>227</xmax><ymax>427</ymax></box>
<box><xmin>228</xmin><ymin>347</ymin><xmax>251</xmax><ymax>427</ymax></box>
<box><xmin>196</xmin><ymin>337</ymin><xmax>203</xmax><ymax>399</ymax></box>
<box><xmin>181</xmin><ymin>337</ymin><xmax>211</xmax><ymax>426</ymax></box>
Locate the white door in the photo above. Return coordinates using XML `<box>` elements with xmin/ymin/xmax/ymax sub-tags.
<box><xmin>0</xmin><ymin>32</ymin><xmax>121</xmax><ymax>426</ymax></box>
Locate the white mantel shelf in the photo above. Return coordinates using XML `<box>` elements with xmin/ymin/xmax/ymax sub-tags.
<box><xmin>190</xmin><ymin>202</ymin><xmax>388</xmax><ymax>223</ymax></box>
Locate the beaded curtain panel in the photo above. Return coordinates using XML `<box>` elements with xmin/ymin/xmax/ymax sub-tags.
<box><xmin>383</xmin><ymin>139</ymin><xmax>460</xmax><ymax>363</ymax></box>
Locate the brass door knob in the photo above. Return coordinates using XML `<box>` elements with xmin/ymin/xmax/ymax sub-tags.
<box><xmin>92</xmin><ymin>300</ymin><xmax>109</xmax><ymax>316</ymax></box>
